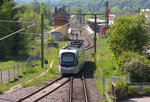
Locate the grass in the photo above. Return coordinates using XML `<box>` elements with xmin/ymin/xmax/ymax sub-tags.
<box><xmin>0</xmin><ymin>23</ymin><xmax>70</xmax><ymax>93</ymax></box>
<box><xmin>88</xmin><ymin>38</ymin><xmax>123</xmax><ymax>101</ymax></box>
<box><xmin>0</xmin><ymin>40</ymin><xmax>69</xmax><ymax>93</ymax></box>
<box><xmin>22</xmin><ymin>39</ymin><xmax>69</xmax><ymax>87</ymax></box>
<box><xmin>0</xmin><ymin>67</ymin><xmax>45</xmax><ymax>93</ymax></box>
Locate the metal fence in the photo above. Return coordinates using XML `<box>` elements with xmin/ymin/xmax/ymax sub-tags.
<box><xmin>0</xmin><ymin>51</ymin><xmax>40</xmax><ymax>84</ymax></box>
<box><xmin>26</xmin><ymin>51</ymin><xmax>40</xmax><ymax>68</ymax></box>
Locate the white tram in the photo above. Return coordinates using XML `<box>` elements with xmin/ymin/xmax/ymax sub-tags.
<box><xmin>59</xmin><ymin>40</ymin><xmax>85</xmax><ymax>74</ymax></box>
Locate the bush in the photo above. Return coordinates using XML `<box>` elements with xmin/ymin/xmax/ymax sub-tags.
<box><xmin>0</xmin><ymin>90</ymin><xmax>2</xmax><ymax>94</ymax></box>
<box><xmin>128</xmin><ymin>86</ymin><xmax>138</xmax><ymax>95</ymax></box>
<box><xmin>115</xmin><ymin>79</ymin><xmax>126</xmax><ymax>94</ymax></box>
<box><xmin>24</xmin><ymin>68</ymin><xmax>38</xmax><ymax>73</ymax></box>
<box><xmin>123</xmin><ymin>58</ymin><xmax>150</xmax><ymax>82</ymax></box>
<box><xmin>144</xmin><ymin>87</ymin><xmax>150</xmax><ymax>94</ymax></box>
<box><xmin>62</xmin><ymin>35</ymin><xmax>70</xmax><ymax>41</ymax></box>
<box><xmin>118</xmin><ymin>51</ymin><xmax>150</xmax><ymax>82</ymax></box>
<box><xmin>117</xmin><ymin>51</ymin><xmax>140</xmax><ymax>72</ymax></box>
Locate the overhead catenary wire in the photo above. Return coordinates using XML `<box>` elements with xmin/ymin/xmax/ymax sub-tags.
<box><xmin>0</xmin><ymin>20</ymin><xmax>38</xmax><ymax>24</ymax></box>
<box><xmin>0</xmin><ymin>16</ymin><xmax>75</xmax><ymax>41</ymax></box>
<box><xmin>0</xmin><ymin>23</ymin><xmax>38</xmax><ymax>41</ymax></box>
<box><xmin>19</xmin><ymin>32</ymin><xmax>43</xmax><ymax>35</ymax></box>
<box><xmin>0</xmin><ymin>24</ymin><xmax>43</xmax><ymax>36</ymax></box>
<box><xmin>44</xmin><ymin>19</ymin><xmax>75</xmax><ymax>39</ymax></box>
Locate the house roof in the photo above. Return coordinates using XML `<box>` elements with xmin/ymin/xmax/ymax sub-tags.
<box><xmin>53</xmin><ymin>8</ymin><xmax>69</xmax><ymax>18</ymax></box>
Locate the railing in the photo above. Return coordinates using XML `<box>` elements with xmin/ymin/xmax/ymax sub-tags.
<box><xmin>0</xmin><ymin>51</ymin><xmax>40</xmax><ymax>84</ymax></box>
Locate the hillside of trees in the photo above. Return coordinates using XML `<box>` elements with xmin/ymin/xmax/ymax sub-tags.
<box><xmin>50</xmin><ymin>0</ymin><xmax>150</xmax><ymax>13</ymax></box>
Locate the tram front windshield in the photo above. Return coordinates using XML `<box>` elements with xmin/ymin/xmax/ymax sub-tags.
<box><xmin>61</xmin><ymin>53</ymin><xmax>75</xmax><ymax>67</ymax></box>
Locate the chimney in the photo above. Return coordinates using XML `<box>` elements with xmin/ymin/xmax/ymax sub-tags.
<box><xmin>55</xmin><ymin>7</ymin><xmax>57</xmax><ymax>13</ymax></box>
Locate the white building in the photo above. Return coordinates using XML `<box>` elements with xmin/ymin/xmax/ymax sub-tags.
<box><xmin>141</xmin><ymin>9</ymin><xmax>150</xmax><ymax>23</ymax></box>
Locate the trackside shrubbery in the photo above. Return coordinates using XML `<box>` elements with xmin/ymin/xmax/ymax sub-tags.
<box><xmin>115</xmin><ymin>79</ymin><xmax>126</xmax><ymax>94</ymax></box>
<box><xmin>24</xmin><ymin>68</ymin><xmax>39</xmax><ymax>73</ymax></box>
<box><xmin>128</xmin><ymin>86</ymin><xmax>138</xmax><ymax>95</ymax></box>
<box><xmin>144</xmin><ymin>87</ymin><xmax>150</xmax><ymax>94</ymax></box>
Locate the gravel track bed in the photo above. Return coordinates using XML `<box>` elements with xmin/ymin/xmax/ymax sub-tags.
<box><xmin>38</xmin><ymin>82</ymin><xmax>69</xmax><ymax>102</ymax></box>
<box><xmin>0</xmin><ymin>86</ymin><xmax>41</xmax><ymax>102</ymax></box>
<box><xmin>72</xmin><ymin>79</ymin><xmax>85</xmax><ymax>102</ymax></box>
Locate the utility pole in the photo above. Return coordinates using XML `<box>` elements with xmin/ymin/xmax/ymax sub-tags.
<box><xmin>105</xmin><ymin>1</ymin><xmax>109</xmax><ymax>28</ymax></box>
<box><xmin>0</xmin><ymin>0</ymin><xmax>3</xmax><ymax>5</ymax></box>
<box><xmin>41</xmin><ymin>14</ymin><xmax>44</xmax><ymax>68</ymax></box>
<box><xmin>94</xmin><ymin>14</ymin><xmax>97</xmax><ymax>54</ymax></box>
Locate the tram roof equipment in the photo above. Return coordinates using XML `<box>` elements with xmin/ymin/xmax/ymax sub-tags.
<box><xmin>63</xmin><ymin>40</ymin><xmax>84</xmax><ymax>50</ymax></box>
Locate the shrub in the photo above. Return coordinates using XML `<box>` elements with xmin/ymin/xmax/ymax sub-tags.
<box><xmin>62</xmin><ymin>35</ymin><xmax>70</xmax><ymax>41</ymax></box>
<box><xmin>118</xmin><ymin>51</ymin><xmax>150</xmax><ymax>82</ymax></box>
<box><xmin>0</xmin><ymin>90</ymin><xmax>2</xmax><ymax>94</ymax></box>
<box><xmin>24</xmin><ymin>68</ymin><xmax>38</xmax><ymax>73</ymax></box>
<box><xmin>117</xmin><ymin>51</ymin><xmax>140</xmax><ymax>72</ymax></box>
<box><xmin>128</xmin><ymin>86</ymin><xmax>138</xmax><ymax>95</ymax></box>
<box><xmin>123</xmin><ymin>58</ymin><xmax>150</xmax><ymax>82</ymax></box>
<box><xmin>144</xmin><ymin>87</ymin><xmax>150</xmax><ymax>94</ymax></box>
<box><xmin>115</xmin><ymin>79</ymin><xmax>126</xmax><ymax>94</ymax></box>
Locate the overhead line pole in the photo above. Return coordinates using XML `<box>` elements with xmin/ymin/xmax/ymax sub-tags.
<box><xmin>94</xmin><ymin>14</ymin><xmax>97</xmax><ymax>54</ymax></box>
<box><xmin>105</xmin><ymin>1</ymin><xmax>109</xmax><ymax>28</ymax></box>
<box><xmin>41</xmin><ymin>14</ymin><xmax>44</xmax><ymax>68</ymax></box>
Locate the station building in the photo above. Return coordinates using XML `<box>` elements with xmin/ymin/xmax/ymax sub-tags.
<box><xmin>52</xmin><ymin>7</ymin><xmax>69</xmax><ymax>36</ymax></box>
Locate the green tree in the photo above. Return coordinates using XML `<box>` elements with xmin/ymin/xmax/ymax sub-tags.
<box><xmin>0</xmin><ymin>0</ymin><xmax>17</xmax><ymax>59</ymax></box>
<box><xmin>107</xmin><ymin>14</ymin><xmax>148</xmax><ymax>58</ymax></box>
<box><xmin>40</xmin><ymin>3</ymin><xmax>52</xmax><ymax>25</ymax></box>
<box><xmin>31</xmin><ymin>0</ymin><xmax>40</xmax><ymax>14</ymax></box>
<box><xmin>111</xmin><ymin>6</ymin><xmax>121</xmax><ymax>13</ymax></box>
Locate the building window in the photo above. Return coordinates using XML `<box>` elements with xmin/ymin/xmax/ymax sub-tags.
<box><xmin>61</xmin><ymin>18</ymin><xmax>67</xmax><ymax>22</ymax></box>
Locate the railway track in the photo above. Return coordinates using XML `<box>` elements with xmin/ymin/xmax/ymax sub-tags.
<box><xmin>69</xmin><ymin>73</ymin><xmax>89</xmax><ymax>102</ymax></box>
<box><xmin>83</xmin><ymin>27</ymin><xmax>94</xmax><ymax>51</ymax></box>
<box><xmin>16</xmin><ymin>76</ymin><xmax>69</xmax><ymax>102</ymax></box>
<box><xmin>70</xmin><ymin>26</ymin><xmax>94</xmax><ymax>51</ymax></box>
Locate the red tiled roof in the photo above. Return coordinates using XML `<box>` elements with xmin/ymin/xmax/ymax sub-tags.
<box><xmin>53</xmin><ymin>8</ymin><xmax>69</xmax><ymax>18</ymax></box>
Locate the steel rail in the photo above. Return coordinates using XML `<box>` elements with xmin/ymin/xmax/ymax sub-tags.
<box><xmin>33</xmin><ymin>78</ymin><xmax>70</xmax><ymax>102</ymax></box>
<box><xmin>84</xmin><ymin>27</ymin><xmax>94</xmax><ymax>51</ymax></box>
<box><xmin>82</xmin><ymin>73</ymin><xmax>89</xmax><ymax>102</ymax></box>
<box><xmin>16</xmin><ymin>76</ymin><xmax>63</xmax><ymax>102</ymax></box>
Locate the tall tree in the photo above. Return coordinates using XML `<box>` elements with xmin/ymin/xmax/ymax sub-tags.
<box><xmin>107</xmin><ymin>14</ymin><xmax>148</xmax><ymax>58</ymax></box>
<box><xmin>0</xmin><ymin>0</ymin><xmax>17</xmax><ymax>59</ymax></box>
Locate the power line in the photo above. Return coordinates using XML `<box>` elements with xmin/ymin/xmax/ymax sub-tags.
<box><xmin>0</xmin><ymin>20</ymin><xmax>38</xmax><ymax>24</ymax></box>
<box><xmin>44</xmin><ymin>19</ymin><xmax>75</xmax><ymax>39</ymax></box>
<box><xmin>19</xmin><ymin>32</ymin><xmax>42</xmax><ymax>35</ymax></box>
<box><xmin>0</xmin><ymin>23</ymin><xmax>38</xmax><ymax>41</ymax></box>
<box><xmin>0</xmin><ymin>24</ymin><xmax>42</xmax><ymax>35</ymax></box>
